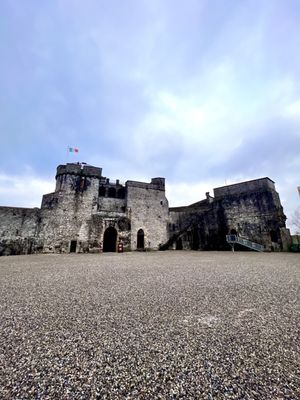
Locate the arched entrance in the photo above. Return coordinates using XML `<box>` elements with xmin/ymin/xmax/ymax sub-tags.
<box><xmin>103</xmin><ymin>227</ymin><xmax>117</xmax><ymax>252</ymax></box>
<box><xmin>70</xmin><ymin>240</ymin><xmax>77</xmax><ymax>253</ymax></box>
<box><xmin>270</xmin><ymin>230</ymin><xmax>278</xmax><ymax>242</ymax></box>
<box><xmin>192</xmin><ymin>228</ymin><xmax>199</xmax><ymax>250</ymax></box>
<box><xmin>176</xmin><ymin>237</ymin><xmax>183</xmax><ymax>250</ymax></box>
<box><xmin>137</xmin><ymin>229</ymin><xmax>144</xmax><ymax>249</ymax></box>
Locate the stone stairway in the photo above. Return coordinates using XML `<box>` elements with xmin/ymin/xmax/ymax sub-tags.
<box><xmin>159</xmin><ymin>227</ymin><xmax>190</xmax><ymax>250</ymax></box>
<box><xmin>226</xmin><ymin>235</ymin><xmax>264</xmax><ymax>252</ymax></box>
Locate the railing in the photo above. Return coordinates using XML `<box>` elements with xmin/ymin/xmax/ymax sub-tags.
<box><xmin>226</xmin><ymin>235</ymin><xmax>264</xmax><ymax>252</ymax></box>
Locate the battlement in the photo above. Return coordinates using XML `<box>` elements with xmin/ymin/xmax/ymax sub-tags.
<box><xmin>56</xmin><ymin>163</ymin><xmax>102</xmax><ymax>179</ymax></box>
<box><xmin>0</xmin><ymin>161</ymin><xmax>290</xmax><ymax>255</ymax></box>
<box><xmin>151</xmin><ymin>177</ymin><xmax>165</xmax><ymax>189</ymax></box>
<box><xmin>214</xmin><ymin>177</ymin><xmax>275</xmax><ymax>198</ymax></box>
<box><xmin>126</xmin><ymin>177</ymin><xmax>165</xmax><ymax>191</ymax></box>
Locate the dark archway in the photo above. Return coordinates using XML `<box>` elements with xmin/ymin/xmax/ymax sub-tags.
<box><xmin>117</xmin><ymin>187</ymin><xmax>126</xmax><ymax>199</ymax></box>
<box><xmin>192</xmin><ymin>228</ymin><xmax>199</xmax><ymax>250</ymax></box>
<box><xmin>176</xmin><ymin>237</ymin><xmax>183</xmax><ymax>250</ymax></box>
<box><xmin>270</xmin><ymin>230</ymin><xmax>278</xmax><ymax>242</ymax></box>
<box><xmin>137</xmin><ymin>229</ymin><xmax>144</xmax><ymax>249</ymax></box>
<box><xmin>99</xmin><ymin>185</ymin><xmax>106</xmax><ymax>197</ymax></box>
<box><xmin>70</xmin><ymin>240</ymin><xmax>77</xmax><ymax>253</ymax></box>
<box><xmin>103</xmin><ymin>227</ymin><xmax>117</xmax><ymax>252</ymax></box>
<box><xmin>230</xmin><ymin>229</ymin><xmax>237</xmax><ymax>235</ymax></box>
<box><xmin>108</xmin><ymin>187</ymin><xmax>116</xmax><ymax>198</ymax></box>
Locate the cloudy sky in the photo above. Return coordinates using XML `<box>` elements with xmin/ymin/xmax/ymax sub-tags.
<box><xmin>0</xmin><ymin>0</ymin><xmax>299</xmax><ymax>230</ymax></box>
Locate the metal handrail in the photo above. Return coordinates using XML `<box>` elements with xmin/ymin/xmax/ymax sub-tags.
<box><xmin>226</xmin><ymin>235</ymin><xmax>264</xmax><ymax>252</ymax></box>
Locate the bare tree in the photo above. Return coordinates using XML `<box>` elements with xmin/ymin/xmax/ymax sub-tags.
<box><xmin>291</xmin><ymin>206</ymin><xmax>300</xmax><ymax>233</ymax></box>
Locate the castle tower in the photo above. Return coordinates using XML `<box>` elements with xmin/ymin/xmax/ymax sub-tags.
<box><xmin>40</xmin><ymin>163</ymin><xmax>103</xmax><ymax>253</ymax></box>
<box><xmin>54</xmin><ymin>163</ymin><xmax>103</xmax><ymax>192</ymax></box>
<box><xmin>126</xmin><ymin>177</ymin><xmax>169</xmax><ymax>250</ymax></box>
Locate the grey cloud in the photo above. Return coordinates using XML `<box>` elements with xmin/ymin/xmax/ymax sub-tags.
<box><xmin>216</xmin><ymin>118</ymin><xmax>300</xmax><ymax>179</ymax></box>
<box><xmin>0</xmin><ymin>0</ymin><xmax>299</xmax><ymax>221</ymax></box>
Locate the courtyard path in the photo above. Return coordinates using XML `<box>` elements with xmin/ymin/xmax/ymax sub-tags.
<box><xmin>0</xmin><ymin>252</ymin><xmax>299</xmax><ymax>399</ymax></box>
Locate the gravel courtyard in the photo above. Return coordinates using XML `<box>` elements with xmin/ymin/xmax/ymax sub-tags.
<box><xmin>0</xmin><ymin>251</ymin><xmax>299</xmax><ymax>399</ymax></box>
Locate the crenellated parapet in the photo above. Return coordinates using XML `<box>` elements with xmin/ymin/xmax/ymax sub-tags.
<box><xmin>214</xmin><ymin>177</ymin><xmax>275</xmax><ymax>198</ymax></box>
<box><xmin>126</xmin><ymin>177</ymin><xmax>165</xmax><ymax>191</ymax></box>
<box><xmin>55</xmin><ymin>163</ymin><xmax>104</xmax><ymax>192</ymax></box>
<box><xmin>56</xmin><ymin>163</ymin><xmax>102</xmax><ymax>179</ymax></box>
<box><xmin>0</xmin><ymin>162</ymin><xmax>291</xmax><ymax>255</ymax></box>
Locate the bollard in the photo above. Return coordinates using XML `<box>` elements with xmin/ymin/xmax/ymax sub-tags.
<box><xmin>117</xmin><ymin>242</ymin><xmax>124</xmax><ymax>253</ymax></box>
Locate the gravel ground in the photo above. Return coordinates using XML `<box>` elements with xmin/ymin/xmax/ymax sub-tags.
<box><xmin>0</xmin><ymin>251</ymin><xmax>299</xmax><ymax>399</ymax></box>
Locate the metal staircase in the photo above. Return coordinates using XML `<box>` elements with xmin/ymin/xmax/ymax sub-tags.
<box><xmin>226</xmin><ymin>235</ymin><xmax>264</xmax><ymax>252</ymax></box>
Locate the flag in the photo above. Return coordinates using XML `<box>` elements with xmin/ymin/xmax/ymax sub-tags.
<box><xmin>68</xmin><ymin>147</ymin><xmax>79</xmax><ymax>153</ymax></box>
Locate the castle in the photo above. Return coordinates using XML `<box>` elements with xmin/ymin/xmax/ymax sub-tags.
<box><xmin>0</xmin><ymin>163</ymin><xmax>291</xmax><ymax>255</ymax></box>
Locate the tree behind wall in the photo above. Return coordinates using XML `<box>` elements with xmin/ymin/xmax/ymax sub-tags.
<box><xmin>291</xmin><ymin>207</ymin><xmax>300</xmax><ymax>234</ymax></box>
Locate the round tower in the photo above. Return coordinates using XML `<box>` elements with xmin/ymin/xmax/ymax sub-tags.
<box><xmin>55</xmin><ymin>163</ymin><xmax>102</xmax><ymax>192</ymax></box>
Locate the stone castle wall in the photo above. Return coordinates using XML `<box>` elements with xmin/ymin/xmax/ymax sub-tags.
<box><xmin>168</xmin><ymin>178</ymin><xmax>290</xmax><ymax>251</ymax></box>
<box><xmin>219</xmin><ymin>188</ymin><xmax>286</xmax><ymax>250</ymax></box>
<box><xmin>213</xmin><ymin>178</ymin><xmax>275</xmax><ymax>198</ymax></box>
<box><xmin>0</xmin><ymin>207</ymin><xmax>41</xmax><ymax>255</ymax></box>
<box><xmin>36</xmin><ymin>165</ymin><xmax>169</xmax><ymax>253</ymax></box>
<box><xmin>127</xmin><ymin>178</ymin><xmax>169</xmax><ymax>250</ymax></box>
<box><xmin>0</xmin><ymin>164</ymin><xmax>291</xmax><ymax>255</ymax></box>
<box><xmin>39</xmin><ymin>168</ymin><xmax>101</xmax><ymax>253</ymax></box>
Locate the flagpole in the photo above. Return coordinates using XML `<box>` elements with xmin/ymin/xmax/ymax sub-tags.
<box><xmin>66</xmin><ymin>146</ymin><xmax>79</xmax><ymax>164</ymax></box>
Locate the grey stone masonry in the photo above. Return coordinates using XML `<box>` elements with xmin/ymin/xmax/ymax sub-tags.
<box><xmin>214</xmin><ymin>177</ymin><xmax>275</xmax><ymax>198</ymax></box>
<box><xmin>127</xmin><ymin>178</ymin><xmax>169</xmax><ymax>250</ymax></box>
<box><xmin>0</xmin><ymin>164</ymin><xmax>291</xmax><ymax>255</ymax></box>
<box><xmin>0</xmin><ymin>207</ymin><xmax>41</xmax><ymax>255</ymax></box>
<box><xmin>166</xmin><ymin>177</ymin><xmax>290</xmax><ymax>251</ymax></box>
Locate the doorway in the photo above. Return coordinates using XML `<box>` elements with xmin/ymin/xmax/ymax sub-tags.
<box><xmin>192</xmin><ymin>229</ymin><xmax>199</xmax><ymax>250</ymax></box>
<box><xmin>176</xmin><ymin>237</ymin><xmax>183</xmax><ymax>250</ymax></box>
<box><xmin>270</xmin><ymin>230</ymin><xmax>278</xmax><ymax>242</ymax></box>
<box><xmin>103</xmin><ymin>227</ymin><xmax>117</xmax><ymax>252</ymax></box>
<box><xmin>70</xmin><ymin>240</ymin><xmax>77</xmax><ymax>253</ymax></box>
<box><xmin>137</xmin><ymin>229</ymin><xmax>145</xmax><ymax>250</ymax></box>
